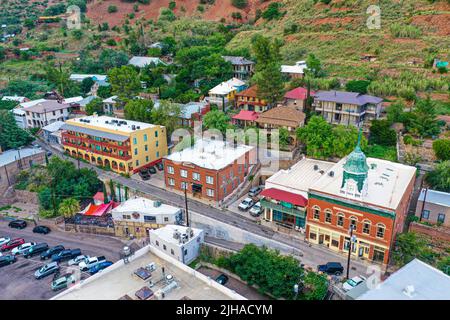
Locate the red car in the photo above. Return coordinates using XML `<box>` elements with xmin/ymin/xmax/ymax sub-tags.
<box><xmin>1</xmin><ymin>238</ymin><xmax>25</xmax><ymax>252</ymax></box>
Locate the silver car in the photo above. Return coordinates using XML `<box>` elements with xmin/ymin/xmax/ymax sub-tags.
<box><xmin>68</xmin><ymin>255</ymin><xmax>89</xmax><ymax>266</ymax></box>
<box><xmin>35</xmin><ymin>262</ymin><xmax>59</xmax><ymax>279</ymax></box>
<box><xmin>0</xmin><ymin>237</ymin><xmax>11</xmax><ymax>246</ymax></box>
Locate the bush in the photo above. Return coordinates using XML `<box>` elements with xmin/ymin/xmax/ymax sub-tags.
<box><xmin>432</xmin><ymin>139</ymin><xmax>450</xmax><ymax>161</ymax></box>
<box><xmin>370</xmin><ymin>120</ymin><xmax>397</xmax><ymax>146</ymax></box>
<box><xmin>262</xmin><ymin>2</ymin><xmax>283</xmax><ymax>20</ymax></box>
<box><xmin>108</xmin><ymin>5</ymin><xmax>118</xmax><ymax>13</ymax></box>
<box><xmin>231</xmin><ymin>0</ymin><xmax>248</xmax><ymax>9</ymax></box>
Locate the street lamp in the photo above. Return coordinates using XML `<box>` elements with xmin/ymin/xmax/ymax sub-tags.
<box><xmin>346</xmin><ymin>224</ymin><xmax>356</xmax><ymax>279</ymax></box>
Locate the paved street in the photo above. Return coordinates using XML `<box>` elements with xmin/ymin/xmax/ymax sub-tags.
<box><xmin>37</xmin><ymin>140</ymin><xmax>372</xmax><ymax>277</ymax></box>
<box><xmin>0</xmin><ymin>220</ymin><xmax>125</xmax><ymax>299</ymax></box>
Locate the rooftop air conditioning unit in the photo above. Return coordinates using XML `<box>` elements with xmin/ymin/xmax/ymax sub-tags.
<box><xmin>329</xmin><ymin>171</ymin><xmax>334</xmax><ymax>177</ymax></box>
<box><xmin>173</xmin><ymin>230</ymin><xmax>180</xmax><ymax>239</ymax></box>
<box><xmin>313</xmin><ymin>165</ymin><xmax>319</xmax><ymax>171</ymax></box>
<box><xmin>136</xmin><ymin>126</ymin><xmax>140</xmax><ymax>129</ymax></box>
<box><xmin>153</xmin><ymin>201</ymin><xmax>161</xmax><ymax>207</ymax></box>
<box><xmin>132</xmin><ymin>125</ymin><xmax>136</xmax><ymax>130</ymax></box>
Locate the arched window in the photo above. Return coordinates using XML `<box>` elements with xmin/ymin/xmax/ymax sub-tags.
<box><xmin>376</xmin><ymin>224</ymin><xmax>385</xmax><ymax>238</ymax></box>
<box><xmin>312</xmin><ymin>206</ymin><xmax>320</xmax><ymax>220</ymax></box>
<box><xmin>337</xmin><ymin>213</ymin><xmax>345</xmax><ymax>227</ymax></box>
<box><xmin>362</xmin><ymin>220</ymin><xmax>371</xmax><ymax>234</ymax></box>
<box><xmin>325</xmin><ymin>209</ymin><xmax>332</xmax><ymax>223</ymax></box>
<box><xmin>350</xmin><ymin>216</ymin><xmax>358</xmax><ymax>229</ymax></box>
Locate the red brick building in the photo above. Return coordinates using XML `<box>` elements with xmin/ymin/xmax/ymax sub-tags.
<box><xmin>163</xmin><ymin>139</ymin><xmax>255</xmax><ymax>204</ymax></box>
<box><xmin>305</xmin><ymin>137</ymin><xmax>416</xmax><ymax>265</ymax></box>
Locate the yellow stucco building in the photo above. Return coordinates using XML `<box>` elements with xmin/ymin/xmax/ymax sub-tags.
<box><xmin>61</xmin><ymin>115</ymin><xmax>167</xmax><ymax>174</ymax></box>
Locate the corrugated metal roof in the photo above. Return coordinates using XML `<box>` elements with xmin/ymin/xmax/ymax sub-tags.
<box><xmin>61</xmin><ymin>124</ymin><xmax>129</xmax><ymax>142</ymax></box>
<box><xmin>314</xmin><ymin>91</ymin><xmax>383</xmax><ymax>106</ymax></box>
<box><xmin>418</xmin><ymin>188</ymin><xmax>450</xmax><ymax>207</ymax></box>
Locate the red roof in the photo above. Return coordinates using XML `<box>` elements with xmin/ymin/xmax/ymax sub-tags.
<box><xmin>82</xmin><ymin>201</ymin><xmax>119</xmax><ymax>217</ymax></box>
<box><xmin>232</xmin><ymin>110</ymin><xmax>259</xmax><ymax>121</ymax></box>
<box><xmin>260</xmin><ymin>188</ymin><xmax>308</xmax><ymax>207</ymax></box>
<box><xmin>93</xmin><ymin>192</ymin><xmax>104</xmax><ymax>202</ymax></box>
<box><xmin>284</xmin><ymin>87</ymin><xmax>315</xmax><ymax>100</ymax></box>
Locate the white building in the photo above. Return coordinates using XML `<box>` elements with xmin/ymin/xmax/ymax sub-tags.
<box><xmin>355</xmin><ymin>259</ymin><xmax>450</xmax><ymax>300</ymax></box>
<box><xmin>128</xmin><ymin>56</ymin><xmax>167</xmax><ymax>68</ymax></box>
<box><xmin>207</xmin><ymin>78</ymin><xmax>246</xmax><ymax>108</ymax></box>
<box><xmin>12</xmin><ymin>108</ymin><xmax>27</xmax><ymax>129</ymax></box>
<box><xmin>281</xmin><ymin>61</ymin><xmax>307</xmax><ymax>79</ymax></box>
<box><xmin>111</xmin><ymin>197</ymin><xmax>183</xmax><ymax>238</ymax></box>
<box><xmin>22</xmin><ymin>99</ymin><xmax>73</xmax><ymax>128</ymax></box>
<box><xmin>69</xmin><ymin>74</ymin><xmax>107</xmax><ymax>82</ymax></box>
<box><xmin>150</xmin><ymin>225</ymin><xmax>204</xmax><ymax>265</ymax></box>
<box><xmin>2</xmin><ymin>96</ymin><xmax>28</xmax><ymax>103</ymax></box>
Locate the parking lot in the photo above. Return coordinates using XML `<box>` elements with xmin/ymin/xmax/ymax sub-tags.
<box><xmin>226</xmin><ymin>187</ymin><xmax>264</xmax><ymax>222</ymax></box>
<box><xmin>0</xmin><ymin>220</ymin><xmax>125</xmax><ymax>299</ymax></box>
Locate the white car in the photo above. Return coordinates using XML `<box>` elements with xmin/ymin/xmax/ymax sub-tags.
<box><xmin>238</xmin><ymin>198</ymin><xmax>254</xmax><ymax>211</ymax></box>
<box><xmin>249</xmin><ymin>202</ymin><xmax>262</xmax><ymax>216</ymax></box>
<box><xmin>68</xmin><ymin>255</ymin><xmax>89</xmax><ymax>266</ymax></box>
<box><xmin>342</xmin><ymin>275</ymin><xmax>366</xmax><ymax>291</ymax></box>
<box><xmin>11</xmin><ymin>242</ymin><xmax>36</xmax><ymax>256</ymax></box>
<box><xmin>0</xmin><ymin>237</ymin><xmax>11</xmax><ymax>246</ymax></box>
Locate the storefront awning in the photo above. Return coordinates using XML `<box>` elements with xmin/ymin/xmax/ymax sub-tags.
<box><xmin>260</xmin><ymin>188</ymin><xmax>308</xmax><ymax>207</ymax></box>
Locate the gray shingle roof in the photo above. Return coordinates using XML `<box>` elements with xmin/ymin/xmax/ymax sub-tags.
<box><xmin>222</xmin><ymin>56</ymin><xmax>254</xmax><ymax>65</ymax></box>
<box><xmin>314</xmin><ymin>90</ymin><xmax>383</xmax><ymax>106</ymax></box>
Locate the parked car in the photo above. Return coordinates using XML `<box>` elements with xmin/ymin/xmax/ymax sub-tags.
<box><xmin>1</xmin><ymin>238</ymin><xmax>25</xmax><ymax>252</ymax></box>
<box><xmin>248</xmin><ymin>186</ymin><xmax>262</xmax><ymax>197</ymax></box>
<box><xmin>52</xmin><ymin>249</ymin><xmax>82</xmax><ymax>263</ymax></box>
<box><xmin>51</xmin><ymin>274</ymin><xmax>76</xmax><ymax>291</ymax></box>
<box><xmin>46</xmin><ymin>151</ymin><xmax>52</xmax><ymax>157</ymax></box>
<box><xmin>215</xmin><ymin>274</ymin><xmax>229</xmax><ymax>285</ymax></box>
<box><xmin>0</xmin><ymin>237</ymin><xmax>11</xmax><ymax>246</ymax></box>
<box><xmin>68</xmin><ymin>255</ymin><xmax>89</xmax><ymax>266</ymax></box>
<box><xmin>0</xmin><ymin>255</ymin><xmax>16</xmax><ymax>267</ymax></box>
<box><xmin>33</xmin><ymin>226</ymin><xmax>51</xmax><ymax>234</ymax></box>
<box><xmin>11</xmin><ymin>242</ymin><xmax>36</xmax><ymax>255</ymax></box>
<box><xmin>8</xmin><ymin>219</ymin><xmax>27</xmax><ymax>229</ymax></box>
<box><xmin>23</xmin><ymin>243</ymin><xmax>49</xmax><ymax>258</ymax></box>
<box><xmin>139</xmin><ymin>170</ymin><xmax>151</xmax><ymax>181</ymax></box>
<box><xmin>89</xmin><ymin>260</ymin><xmax>113</xmax><ymax>275</ymax></box>
<box><xmin>343</xmin><ymin>275</ymin><xmax>366</xmax><ymax>292</ymax></box>
<box><xmin>41</xmin><ymin>245</ymin><xmax>65</xmax><ymax>260</ymax></box>
<box><xmin>35</xmin><ymin>262</ymin><xmax>60</xmax><ymax>279</ymax></box>
<box><xmin>317</xmin><ymin>262</ymin><xmax>344</xmax><ymax>276</ymax></box>
<box><xmin>156</xmin><ymin>162</ymin><xmax>164</xmax><ymax>171</ymax></box>
<box><xmin>79</xmin><ymin>256</ymin><xmax>106</xmax><ymax>271</ymax></box>
<box><xmin>148</xmin><ymin>166</ymin><xmax>157</xmax><ymax>174</ymax></box>
<box><xmin>249</xmin><ymin>202</ymin><xmax>262</xmax><ymax>216</ymax></box>
<box><xmin>238</xmin><ymin>197</ymin><xmax>254</xmax><ymax>211</ymax></box>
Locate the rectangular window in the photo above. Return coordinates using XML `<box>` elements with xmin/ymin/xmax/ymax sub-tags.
<box><xmin>144</xmin><ymin>216</ymin><xmax>156</xmax><ymax>222</ymax></box>
<box><xmin>163</xmin><ymin>244</ymin><xmax>166</xmax><ymax>251</ymax></box>
<box><xmin>143</xmin><ymin>134</ymin><xmax>147</xmax><ymax>142</ymax></box>
<box><xmin>134</xmin><ymin>148</ymin><xmax>138</xmax><ymax>155</ymax></box>
<box><xmin>146</xmin><ymin>156</ymin><xmax>149</xmax><ymax>162</ymax></box>
<box><xmin>171</xmin><ymin>249</ymin><xmax>174</xmax><ymax>255</ymax></box>
<box><xmin>422</xmin><ymin>210</ymin><xmax>430</xmax><ymax>220</ymax></box>
<box><xmin>180</xmin><ymin>169</ymin><xmax>187</xmax><ymax>178</ymax></box>
<box><xmin>136</xmin><ymin>160</ymin><xmax>139</xmax><ymax>166</ymax></box>
<box><xmin>168</xmin><ymin>178</ymin><xmax>175</xmax><ymax>186</ymax></box>
<box><xmin>438</xmin><ymin>213</ymin><xmax>445</xmax><ymax>224</ymax></box>
<box><xmin>206</xmin><ymin>176</ymin><xmax>214</xmax><ymax>184</ymax></box>
<box><xmin>156</xmin><ymin>141</ymin><xmax>159</xmax><ymax>147</ymax></box>
<box><xmin>363</xmin><ymin>222</ymin><xmax>370</xmax><ymax>234</ymax></box>
<box><xmin>181</xmin><ymin>182</ymin><xmax>188</xmax><ymax>190</ymax></box>
<box><xmin>156</xmin><ymin>151</ymin><xmax>159</xmax><ymax>158</ymax></box>
<box><xmin>337</xmin><ymin>215</ymin><xmax>344</xmax><ymax>227</ymax></box>
<box><xmin>167</xmin><ymin>166</ymin><xmax>174</xmax><ymax>174</ymax></box>
<box><xmin>133</xmin><ymin>137</ymin><xmax>137</xmax><ymax>145</ymax></box>
<box><xmin>155</xmin><ymin>131</ymin><xmax>158</xmax><ymax>138</ymax></box>
<box><xmin>325</xmin><ymin>211</ymin><xmax>332</xmax><ymax>223</ymax></box>
<box><xmin>155</xmin><ymin>240</ymin><xmax>159</xmax><ymax>246</ymax></box>
<box><xmin>376</xmin><ymin>226</ymin><xmax>385</xmax><ymax>238</ymax></box>
<box><xmin>144</xmin><ymin>145</ymin><xmax>148</xmax><ymax>151</ymax></box>
<box><xmin>309</xmin><ymin>232</ymin><xmax>317</xmax><ymax>240</ymax></box>
<box><xmin>207</xmin><ymin>189</ymin><xmax>214</xmax><ymax>197</ymax></box>
<box><xmin>313</xmin><ymin>208</ymin><xmax>320</xmax><ymax>220</ymax></box>
<box><xmin>164</xmin><ymin>217</ymin><xmax>169</xmax><ymax>222</ymax></box>
<box><xmin>192</xmin><ymin>172</ymin><xmax>200</xmax><ymax>181</ymax></box>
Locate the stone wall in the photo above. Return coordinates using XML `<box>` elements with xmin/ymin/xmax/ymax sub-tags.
<box><xmin>65</xmin><ymin>223</ymin><xmax>116</xmax><ymax>236</ymax></box>
<box><xmin>409</xmin><ymin>222</ymin><xmax>450</xmax><ymax>242</ymax></box>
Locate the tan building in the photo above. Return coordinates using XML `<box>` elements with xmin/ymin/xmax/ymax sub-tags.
<box><xmin>255</xmin><ymin>106</ymin><xmax>305</xmax><ymax>143</ymax></box>
<box><xmin>111</xmin><ymin>197</ymin><xmax>183</xmax><ymax>239</ymax></box>
<box><xmin>415</xmin><ymin>189</ymin><xmax>449</xmax><ymax>227</ymax></box>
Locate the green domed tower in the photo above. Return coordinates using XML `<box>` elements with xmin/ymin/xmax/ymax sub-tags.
<box><xmin>341</xmin><ymin>128</ymin><xmax>369</xmax><ymax>195</ymax></box>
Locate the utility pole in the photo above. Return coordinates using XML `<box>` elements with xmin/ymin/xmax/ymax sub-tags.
<box><xmin>184</xmin><ymin>186</ymin><xmax>189</xmax><ymax>227</ymax></box>
<box><xmin>419</xmin><ymin>186</ymin><xmax>428</xmax><ymax>222</ymax></box>
<box><xmin>346</xmin><ymin>225</ymin><xmax>355</xmax><ymax>279</ymax></box>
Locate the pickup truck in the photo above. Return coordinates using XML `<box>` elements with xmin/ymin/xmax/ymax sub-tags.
<box><xmin>79</xmin><ymin>256</ymin><xmax>106</xmax><ymax>272</ymax></box>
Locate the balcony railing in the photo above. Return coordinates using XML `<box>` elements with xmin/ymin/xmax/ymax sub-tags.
<box><xmin>260</xmin><ymin>199</ymin><xmax>306</xmax><ymax>218</ymax></box>
<box><xmin>62</xmin><ymin>140</ymin><xmax>132</xmax><ymax>161</ymax></box>
<box><xmin>62</xmin><ymin>132</ymin><xmax>130</xmax><ymax>150</ymax></box>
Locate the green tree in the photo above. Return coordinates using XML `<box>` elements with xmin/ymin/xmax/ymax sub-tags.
<box><xmin>426</xmin><ymin>161</ymin><xmax>450</xmax><ymax>192</ymax></box>
<box><xmin>231</xmin><ymin>0</ymin><xmax>248</xmax><ymax>9</ymax></box>
<box><xmin>44</xmin><ymin>63</ymin><xmax>72</xmax><ymax>97</ymax></box>
<box><xmin>109</xmin><ymin>179</ymin><xmax>116</xmax><ymax>202</ymax></box>
<box><xmin>251</xmin><ymin>35</ymin><xmax>284</xmax><ymax>105</ymax></box>
<box><xmin>369</xmin><ymin>120</ymin><xmax>397</xmax><ymax>146</ymax></box>
<box><xmin>432</xmin><ymin>139</ymin><xmax>450</xmax><ymax>161</ymax></box>
<box><xmin>151</xmin><ymin>100</ymin><xmax>182</xmax><ymax>137</ymax></box>
<box><xmin>386</xmin><ymin>99</ymin><xmax>406</xmax><ymax>124</ymax></box>
<box><xmin>345</xmin><ymin>80</ymin><xmax>371</xmax><ymax>94</ymax></box>
<box><xmin>85</xmin><ymin>97</ymin><xmax>104</xmax><ymax>115</ymax></box>
<box><xmin>58</xmin><ymin>198</ymin><xmax>80</xmax><ymax>218</ymax></box>
<box><xmin>108</xmin><ymin>65</ymin><xmax>141</xmax><ymax>100</ymax></box>
<box><xmin>296</xmin><ymin>116</ymin><xmax>333</xmax><ymax>158</ymax></box>
<box><xmin>124</xmin><ymin>99</ymin><xmax>154</xmax><ymax>123</ymax></box>
<box><xmin>102</xmin><ymin>182</ymin><xmax>108</xmax><ymax>204</ymax></box>
<box><xmin>0</xmin><ymin>111</ymin><xmax>33</xmax><ymax>151</ymax></box>
<box><xmin>202</xmin><ymin>110</ymin><xmax>231</xmax><ymax>133</ymax></box>
<box><xmin>305</xmin><ymin>54</ymin><xmax>323</xmax><ymax>78</ymax></box>
<box><xmin>392</xmin><ymin>232</ymin><xmax>438</xmax><ymax>266</ymax></box>
<box><xmin>279</xmin><ymin>127</ymin><xmax>290</xmax><ymax>148</ymax></box>
<box><xmin>81</xmin><ymin>77</ymin><xmax>95</xmax><ymax>95</ymax></box>
<box><xmin>408</xmin><ymin>97</ymin><xmax>440</xmax><ymax>137</ymax></box>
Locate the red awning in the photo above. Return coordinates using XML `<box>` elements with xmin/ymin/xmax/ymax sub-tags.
<box><xmin>232</xmin><ymin>110</ymin><xmax>259</xmax><ymax>121</ymax></box>
<box><xmin>82</xmin><ymin>201</ymin><xmax>119</xmax><ymax>217</ymax></box>
<box><xmin>260</xmin><ymin>188</ymin><xmax>308</xmax><ymax>207</ymax></box>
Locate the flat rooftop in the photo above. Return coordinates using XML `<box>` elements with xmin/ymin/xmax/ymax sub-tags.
<box><xmin>0</xmin><ymin>147</ymin><xmax>44</xmax><ymax>167</ymax></box>
<box><xmin>150</xmin><ymin>225</ymin><xmax>203</xmax><ymax>247</ymax></box>
<box><xmin>111</xmin><ymin>197</ymin><xmax>181</xmax><ymax>216</ymax></box>
<box><xmin>310</xmin><ymin>156</ymin><xmax>416</xmax><ymax>210</ymax></box>
<box><xmin>165</xmin><ymin>139</ymin><xmax>254</xmax><ymax>171</ymax></box>
<box><xmin>65</xmin><ymin>115</ymin><xmax>159</xmax><ymax>133</ymax></box>
<box><xmin>266</xmin><ymin>157</ymin><xmax>335</xmax><ymax>199</ymax></box>
<box><xmin>53</xmin><ymin>246</ymin><xmax>245</xmax><ymax>300</ymax></box>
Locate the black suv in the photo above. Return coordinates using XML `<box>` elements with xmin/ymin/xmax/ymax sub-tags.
<box><xmin>41</xmin><ymin>245</ymin><xmax>65</xmax><ymax>260</ymax></box>
<box><xmin>148</xmin><ymin>166</ymin><xmax>157</xmax><ymax>174</ymax></box>
<box><xmin>24</xmin><ymin>243</ymin><xmax>49</xmax><ymax>258</ymax></box>
<box><xmin>0</xmin><ymin>255</ymin><xmax>16</xmax><ymax>267</ymax></box>
<box><xmin>317</xmin><ymin>262</ymin><xmax>344</xmax><ymax>276</ymax></box>
<box><xmin>33</xmin><ymin>226</ymin><xmax>51</xmax><ymax>234</ymax></box>
<box><xmin>8</xmin><ymin>220</ymin><xmax>27</xmax><ymax>229</ymax></box>
<box><xmin>51</xmin><ymin>249</ymin><xmax>82</xmax><ymax>263</ymax></box>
